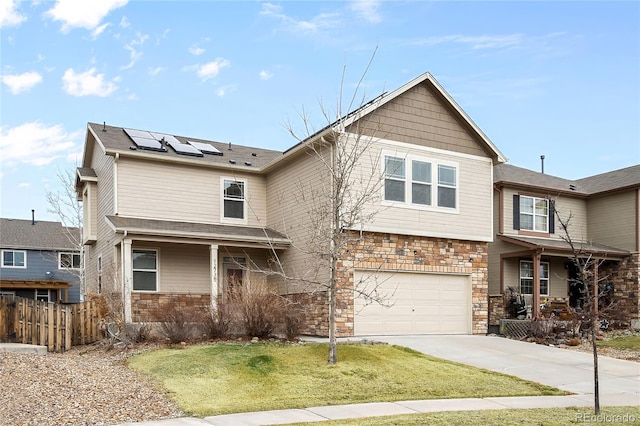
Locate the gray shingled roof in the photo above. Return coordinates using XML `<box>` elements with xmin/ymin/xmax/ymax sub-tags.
<box><xmin>106</xmin><ymin>216</ymin><xmax>290</xmax><ymax>247</ymax></box>
<box><xmin>89</xmin><ymin>122</ymin><xmax>283</xmax><ymax>170</ymax></box>
<box><xmin>0</xmin><ymin>218</ymin><xmax>80</xmax><ymax>251</ymax></box>
<box><xmin>494</xmin><ymin>163</ymin><xmax>640</xmax><ymax>195</ymax></box>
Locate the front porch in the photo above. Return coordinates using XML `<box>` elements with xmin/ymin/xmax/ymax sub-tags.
<box><xmin>489</xmin><ymin>235</ymin><xmax>636</xmax><ymax>329</ymax></box>
<box><xmin>106</xmin><ymin>216</ymin><xmax>290</xmax><ymax>323</ymax></box>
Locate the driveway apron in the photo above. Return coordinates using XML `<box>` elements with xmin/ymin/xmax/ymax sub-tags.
<box><xmin>372</xmin><ymin>335</ymin><xmax>640</xmax><ymax>396</ymax></box>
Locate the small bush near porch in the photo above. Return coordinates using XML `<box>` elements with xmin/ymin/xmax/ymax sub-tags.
<box><xmin>127</xmin><ymin>342</ymin><xmax>564</xmax><ymax>417</ymax></box>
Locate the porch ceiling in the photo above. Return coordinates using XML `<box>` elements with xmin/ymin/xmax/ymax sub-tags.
<box><xmin>106</xmin><ymin>215</ymin><xmax>291</xmax><ymax>249</ymax></box>
<box><xmin>497</xmin><ymin>234</ymin><xmax>630</xmax><ymax>259</ymax></box>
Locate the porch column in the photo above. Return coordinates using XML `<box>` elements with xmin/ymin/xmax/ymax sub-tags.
<box><xmin>532</xmin><ymin>252</ymin><xmax>542</xmax><ymax>318</ymax></box>
<box><xmin>122</xmin><ymin>238</ymin><xmax>133</xmax><ymax>323</ymax></box>
<box><xmin>210</xmin><ymin>244</ymin><xmax>219</xmax><ymax>309</ymax></box>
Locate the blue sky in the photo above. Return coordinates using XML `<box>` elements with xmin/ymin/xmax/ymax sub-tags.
<box><xmin>1</xmin><ymin>0</ymin><xmax>639</xmax><ymax>224</ymax></box>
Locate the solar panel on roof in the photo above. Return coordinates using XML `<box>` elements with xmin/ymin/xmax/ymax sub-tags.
<box><xmin>166</xmin><ymin>140</ymin><xmax>204</xmax><ymax>157</ymax></box>
<box><xmin>124</xmin><ymin>128</ymin><xmax>166</xmax><ymax>151</ymax></box>
<box><xmin>150</xmin><ymin>132</ymin><xmax>181</xmax><ymax>145</ymax></box>
<box><xmin>188</xmin><ymin>140</ymin><xmax>223</xmax><ymax>155</ymax></box>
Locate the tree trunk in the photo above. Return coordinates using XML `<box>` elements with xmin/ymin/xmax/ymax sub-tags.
<box><xmin>592</xmin><ymin>322</ymin><xmax>600</xmax><ymax>414</ymax></box>
<box><xmin>327</xmin><ymin>265</ymin><xmax>338</xmax><ymax>365</ymax></box>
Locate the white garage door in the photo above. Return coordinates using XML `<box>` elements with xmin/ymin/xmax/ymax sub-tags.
<box><xmin>354</xmin><ymin>271</ymin><xmax>471</xmax><ymax>335</ymax></box>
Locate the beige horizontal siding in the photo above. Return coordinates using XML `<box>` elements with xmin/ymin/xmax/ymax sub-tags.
<box><xmin>117</xmin><ymin>158</ymin><xmax>267</xmax><ymax>226</ymax></box>
<box><xmin>355</xmin><ymin>138</ymin><xmax>493</xmax><ymax>241</ymax></box>
<box><xmin>501</xmin><ymin>188</ymin><xmax>588</xmax><ymax>240</ymax></box>
<box><xmin>266</xmin><ymin>146</ymin><xmax>332</xmax><ymax>294</ymax></box>
<box><xmin>587</xmin><ymin>190</ymin><xmax>637</xmax><ymax>251</ymax></box>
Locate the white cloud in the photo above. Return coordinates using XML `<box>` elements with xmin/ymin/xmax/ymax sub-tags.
<box><xmin>148</xmin><ymin>66</ymin><xmax>165</xmax><ymax>76</ymax></box>
<box><xmin>216</xmin><ymin>84</ymin><xmax>235</xmax><ymax>97</ymax></box>
<box><xmin>119</xmin><ymin>16</ymin><xmax>130</xmax><ymax>28</ymax></box>
<box><xmin>259</xmin><ymin>70</ymin><xmax>273</xmax><ymax>80</ymax></box>
<box><xmin>260</xmin><ymin>2</ymin><xmax>339</xmax><ymax>33</ymax></box>
<box><xmin>90</xmin><ymin>22</ymin><xmax>110</xmax><ymax>39</ymax></box>
<box><xmin>0</xmin><ymin>122</ymin><xmax>81</xmax><ymax>167</ymax></box>
<box><xmin>413</xmin><ymin>34</ymin><xmax>523</xmax><ymax>50</ymax></box>
<box><xmin>1</xmin><ymin>71</ymin><xmax>43</xmax><ymax>94</ymax></box>
<box><xmin>0</xmin><ymin>0</ymin><xmax>26</xmax><ymax>28</ymax></box>
<box><xmin>17</xmin><ymin>182</ymin><xmax>31</xmax><ymax>188</ymax></box>
<box><xmin>350</xmin><ymin>0</ymin><xmax>381</xmax><ymax>24</ymax></box>
<box><xmin>216</xmin><ymin>87</ymin><xmax>226</xmax><ymax>97</ymax></box>
<box><xmin>185</xmin><ymin>58</ymin><xmax>230</xmax><ymax>82</ymax></box>
<box><xmin>0</xmin><ymin>0</ymin><xmax>26</xmax><ymax>27</ymax></box>
<box><xmin>62</xmin><ymin>68</ymin><xmax>118</xmax><ymax>97</ymax></box>
<box><xmin>121</xmin><ymin>32</ymin><xmax>148</xmax><ymax>69</ymax></box>
<box><xmin>45</xmin><ymin>0</ymin><xmax>128</xmax><ymax>32</ymax></box>
<box><xmin>189</xmin><ymin>46</ymin><xmax>205</xmax><ymax>56</ymax></box>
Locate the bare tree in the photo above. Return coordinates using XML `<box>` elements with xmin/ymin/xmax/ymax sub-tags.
<box><xmin>46</xmin><ymin>168</ymin><xmax>85</xmax><ymax>300</ymax></box>
<box><xmin>246</xmin><ymin>55</ymin><xmax>400</xmax><ymax>364</ymax></box>
<box><xmin>555</xmin><ymin>209</ymin><xmax>613</xmax><ymax>415</ymax></box>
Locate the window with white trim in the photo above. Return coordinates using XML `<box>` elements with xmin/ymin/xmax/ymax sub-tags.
<box><xmin>132</xmin><ymin>249</ymin><xmax>158</xmax><ymax>291</ymax></box>
<box><xmin>59</xmin><ymin>252</ymin><xmax>81</xmax><ymax>269</ymax></box>
<box><xmin>520</xmin><ymin>260</ymin><xmax>549</xmax><ymax>295</ymax></box>
<box><xmin>2</xmin><ymin>250</ymin><xmax>26</xmax><ymax>268</ymax></box>
<box><xmin>35</xmin><ymin>289</ymin><xmax>51</xmax><ymax>303</ymax></box>
<box><xmin>519</xmin><ymin>196</ymin><xmax>548</xmax><ymax>232</ymax></box>
<box><xmin>222</xmin><ymin>179</ymin><xmax>246</xmax><ymax>220</ymax></box>
<box><xmin>383</xmin><ymin>154</ymin><xmax>457</xmax><ymax>210</ymax></box>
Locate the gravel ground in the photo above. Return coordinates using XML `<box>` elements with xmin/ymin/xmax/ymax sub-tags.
<box><xmin>0</xmin><ymin>343</ymin><xmax>184</xmax><ymax>426</ymax></box>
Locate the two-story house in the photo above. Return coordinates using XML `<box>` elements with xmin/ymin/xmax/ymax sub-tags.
<box><xmin>76</xmin><ymin>72</ymin><xmax>506</xmax><ymax>336</ymax></box>
<box><xmin>0</xmin><ymin>215</ymin><xmax>82</xmax><ymax>303</ymax></box>
<box><xmin>488</xmin><ymin>163</ymin><xmax>640</xmax><ymax>328</ymax></box>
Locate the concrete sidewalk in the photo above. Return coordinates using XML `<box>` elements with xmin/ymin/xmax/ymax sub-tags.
<box><xmin>116</xmin><ymin>335</ymin><xmax>640</xmax><ymax>426</ymax></box>
<box><xmin>119</xmin><ymin>394</ymin><xmax>640</xmax><ymax>425</ymax></box>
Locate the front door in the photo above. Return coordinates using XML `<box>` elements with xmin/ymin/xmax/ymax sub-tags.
<box><xmin>223</xmin><ymin>257</ymin><xmax>246</xmax><ymax>300</ymax></box>
<box><xmin>567</xmin><ymin>262</ymin><xmax>584</xmax><ymax>309</ymax></box>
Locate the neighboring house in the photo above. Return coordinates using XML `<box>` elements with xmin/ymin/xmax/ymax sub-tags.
<box><xmin>0</xmin><ymin>216</ymin><xmax>82</xmax><ymax>303</ymax></box>
<box><xmin>488</xmin><ymin>164</ymin><xmax>640</xmax><ymax>328</ymax></box>
<box><xmin>76</xmin><ymin>72</ymin><xmax>506</xmax><ymax>336</ymax></box>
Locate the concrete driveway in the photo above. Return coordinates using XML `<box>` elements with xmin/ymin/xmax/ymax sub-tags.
<box><xmin>372</xmin><ymin>335</ymin><xmax>640</xmax><ymax>397</ymax></box>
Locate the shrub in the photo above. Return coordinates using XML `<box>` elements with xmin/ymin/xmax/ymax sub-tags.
<box><xmin>202</xmin><ymin>301</ymin><xmax>232</xmax><ymax>339</ymax></box>
<box><xmin>123</xmin><ymin>323</ymin><xmax>152</xmax><ymax>344</ymax></box>
<box><xmin>236</xmin><ymin>284</ymin><xmax>284</xmax><ymax>339</ymax></box>
<box><xmin>283</xmin><ymin>306</ymin><xmax>305</xmax><ymax>341</ymax></box>
<box><xmin>151</xmin><ymin>300</ymin><xmax>201</xmax><ymax>343</ymax></box>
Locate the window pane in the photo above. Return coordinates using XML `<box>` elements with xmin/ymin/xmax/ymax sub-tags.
<box><xmin>540</xmin><ymin>281</ymin><xmax>549</xmax><ymax>295</ymax></box>
<box><xmin>520</xmin><ymin>196</ymin><xmax>534</xmax><ymax>214</ymax></box>
<box><xmin>133</xmin><ymin>251</ymin><xmax>156</xmax><ymax>270</ymax></box>
<box><xmin>412</xmin><ymin>183</ymin><xmax>431</xmax><ymax>205</ymax></box>
<box><xmin>535</xmin><ymin>199</ymin><xmax>548</xmax><ymax>216</ymax></box>
<box><xmin>60</xmin><ymin>253</ymin><xmax>71</xmax><ymax>268</ymax></box>
<box><xmin>438</xmin><ymin>187</ymin><xmax>456</xmax><ymax>208</ymax></box>
<box><xmin>520</xmin><ymin>261</ymin><xmax>533</xmax><ymax>278</ymax></box>
<box><xmin>540</xmin><ymin>263</ymin><xmax>549</xmax><ymax>279</ymax></box>
<box><xmin>438</xmin><ymin>165</ymin><xmax>456</xmax><ymax>186</ymax></box>
<box><xmin>520</xmin><ymin>214</ymin><xmax>533</xmax><ymax>230</ymax></box>
<box><xmin>520</xmin><ymin>279</ymin><xmax>533</xmax><ymax>295</ymax></box>
<box><xmin>535</xmin><ymin>215</ymin><xmax>548</xmax><ymax>232</ymax></box>
<box><xmin>224</xmin><ymin>200</ymin><xmax>244</xmax><ymax>219</ymax></box>
<box><xmin>224</xmin><ymin>180</ymin><xmax>244</xmax><ymax>199</ymax></box>
<box><xmin>385</xmin><ymin>179</ymin><xmax>405</xmax><ymax>202</ymax></box>
<box><xmin>133</xmin><ymin>271</ymin><xmax>156</xmax><ymax>291</ymax></box>
<box><xmin>2</xmin><ymin>251</ymin><xmax>12</xmax><ymax>266</ymax></box>
<box><xmin>14</xmin><ymin>251</ymin><xmax>24</xmax><ymax>267</ymax></box>
<box><xmin>412</xmin><ymin>161</ymin><xmax>431</xmax><ymax>183</ymax></box>
<box><xmin>385</xmin><ymin>157</ymin><xmax>405</xmax><ymax>179</ymax></box>
<box><xmin>72</xmin><ymin>254</ymin><xmax>81</xmax><ymax>269</ymax></box>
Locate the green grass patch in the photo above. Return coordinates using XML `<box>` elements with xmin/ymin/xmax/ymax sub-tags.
<box><xmin>599</xmin><ymin>335</ymin><xmax>640</xmax><ymax>351</ymax></box>
<box><xmin>295</xmin><ymin>406</ymin><xmax>640</xmax><ymax>426</ymax></box>
<box><xmin>128</xmin><ymin>342</ymin><xmax>565</xmax><ymax>417</ymax></box>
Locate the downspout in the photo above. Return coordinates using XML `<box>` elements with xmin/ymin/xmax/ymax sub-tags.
<box><xmin>113</xmin><ymin>153</ymin><xmax>119</xmax><ymax>215</ymax></box>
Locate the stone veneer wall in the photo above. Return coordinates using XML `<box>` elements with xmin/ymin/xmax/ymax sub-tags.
<box><xmin>603</xmin><ymin>254</ymin><xmax>640</xmax><ymax>325</ymax></box>
<box><xmin>283</xmin><ymin>292</ymin><xmax>329</xmax><ymax>336</ymax></box>
<box><xmin>290</xmin><ymin>231</ymin><xmax>489</xmax><ymax>337</ymax></box>
<box><xmin>131</xmin><ymin>293</ymin><xmax>211</xmax><ymax>323</ymax></box>
<box><xmin>488</xmin><ymin>295</ymin><xmax>504</xmax><ymax>326</ymax></box>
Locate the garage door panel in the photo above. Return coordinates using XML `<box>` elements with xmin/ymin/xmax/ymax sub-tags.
<box><xmin>354</xmin><ymin>271</ymin><xmax>470</xmax><ymax>335</ymax></box>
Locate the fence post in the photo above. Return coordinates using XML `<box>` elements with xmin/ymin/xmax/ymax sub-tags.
<box><xmin>64</xmin><ymin>305</ymin><xmax>72</xmax><ymax>352</ymax></box>
<box><xmin>47</xmin><ymin>304</ymin><xmax>54</xmax><ymax>352</ymax></box>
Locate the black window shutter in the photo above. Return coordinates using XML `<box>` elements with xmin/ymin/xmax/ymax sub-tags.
<box><xmin>513</xmin><ymin>194</ymin><xmax>520</xmax><ymax>230</ymax></box>
<box><xmin>549</xmin><ymin>200</ymin><xmax>555</xmax><ymax>234</ymax></box>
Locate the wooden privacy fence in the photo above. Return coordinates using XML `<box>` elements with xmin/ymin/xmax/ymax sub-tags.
<box><xmin>0</xmin><ymin>296</ymin><xmax>102</xmax><ymax>353</ymax></box>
